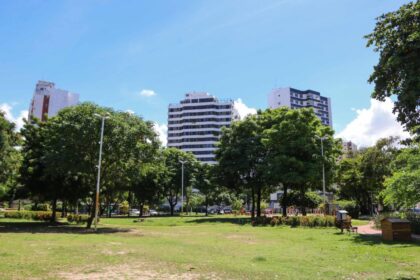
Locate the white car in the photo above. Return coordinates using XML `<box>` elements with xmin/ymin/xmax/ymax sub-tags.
<box><xmin>149</xmin><ymin>210</ymin><xmax>158</xmax><ymax>216</ymax></box>
<box><xmin>129</xmin><ymin>209</ymin><xmax>140</xmax><ymax>216</ymax></box>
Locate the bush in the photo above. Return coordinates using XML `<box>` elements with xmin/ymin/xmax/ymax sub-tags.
<box><xmin>67</xmin><ymin>214</ymin><xmax>91</xmax><ymax>224</ymax></box>
<box><xmin>373</xmin><ymin>212</ymin><xmax>399</xmax><ymax>229</ymax></box>
<box><xmin>336</xmin><ymin>200</ymin><xmax>360</xmax><ymax>219</ymax></box>
<box><xmin>405</xmin><ymin>212</ymin><xmax>420</xmax><ymax>234</ymax></box>
<box><xmin>3</xmin><ymin>210</ymin><xmax>56</xmax><ymax>221</ymax></box>
<box><xmin>252</xmin><ymin>215</ymin><xmax>335</xmax><ymax>228</ymax></box>
<box><xmin>31</xmin><ymin>203</ymin><xmax>50</xmax><ymax>211</ymax></box>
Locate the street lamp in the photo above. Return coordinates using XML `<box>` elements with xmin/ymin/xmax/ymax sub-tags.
<box><xmin>179</xmin><ymin>160</ymin><xmax>186</xmax><ymax>215</ymax></box>
<box><xmin>94</xmin><ymin>113</ymin><xmax>110</xmax><ymax>231</ymax></box>
<box><xmin>315</xmin><ymin>135</ymin><xmax>327</xmax><ymax>206</ymax></box>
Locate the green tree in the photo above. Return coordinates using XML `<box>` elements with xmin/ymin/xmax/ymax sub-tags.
<box><xmin>193</xmin><ymin>163</ymin><xmax>217</xmax><ymax>216</ymax></box>
<box><xmin>288</xmin><ymin>191</ymin><xmax>323</xmax><ymax>215</ymax></box>
<box><xmin>261</xmin><ymin>107</ymin><xmax>338</xmax><ymax>216</ymax></box>
<box><xmin>40</xmin><ymin>103</ymin><xmax>159</xmax><ymax>227</ymax></box>
<box><xmin>216</xmin><ymin>114</ymin><xmax>268</xmax><ymax>218</ymax></box>
<box><xmin>0</xmin><ymin>110</ymin><xmax>22</xmax><ymax>203</ymax></box>
<box><xmin>161</xmin><ymin>148</ymin><xmax>198</xmax><ymax>216</ymax></box>
<box><xmin>382</xmin><ymin>142</ymin><xmax>420</xmax><ymax>209</ymax></box>
<box><xmin>365</xmin><ymin>1</ymin><xmax>420</xmax><ymax>132</ymax></box>
<box><xmin>188</xmin><ymin>192</ymin><xmax>205</xmax><ymax>215</ymax></box>
<box><xmin>337</xmin><ymin>137</ymin><xmax>398</xmax><ymax>214</ymax></box>
<box><xmin>131</xmin><ymin>163</ymin><xmax>162</xmax><ymax>217</ymax></box>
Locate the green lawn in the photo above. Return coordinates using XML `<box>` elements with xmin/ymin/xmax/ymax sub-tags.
<box><xmin>0</xmin><ymin>215</ymin><xmax>418</xmax><ymax>280</ymax></box>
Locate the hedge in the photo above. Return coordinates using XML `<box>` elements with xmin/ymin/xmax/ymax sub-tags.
<box><xmin>67</xmin><ymin>214</ymin><xmax>92</xmax><ymax>224</ymax></box>
<box><xmin>252</xmin><ymin>215</ymin><xmax>336</xmax><ymax>227</ymax></box>
<box><xmin>2</xmin><ymin>210</ymin><xmax>59</xmax><ymax>221</ymax></box>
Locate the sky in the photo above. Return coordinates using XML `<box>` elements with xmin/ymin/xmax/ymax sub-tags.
<box><xmin>0</xmin><ymin>0</ymin><xmax>412</xmax><ymax>147</ymax></box>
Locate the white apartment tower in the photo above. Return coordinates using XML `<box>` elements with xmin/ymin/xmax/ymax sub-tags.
<box><xmin>167</xmin><ymin>92</ymin><xmax>239</xmax><ymax>164</ymax></box>
<box><xmin>268</xmin><ymin>87</ymin><xmax>333</xmax><ymax>127</ymax></box>
<box><xmin>29</xmin><ymin>80</ymin><xmax>79</xmax><ymax>121</ymax></box>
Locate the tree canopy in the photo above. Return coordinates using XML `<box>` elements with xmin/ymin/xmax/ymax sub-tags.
<box><xmin>366</xmin><ymin>1</ymin><xmax>420</xmax><ymax>133</ymax></box>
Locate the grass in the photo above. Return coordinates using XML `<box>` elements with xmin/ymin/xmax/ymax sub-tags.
<box><xmin>0</xmin><ymin>215</ymin><xmax>418</xmax><ymax>280</ymax></box>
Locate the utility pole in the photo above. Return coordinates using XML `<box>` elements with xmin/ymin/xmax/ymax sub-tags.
<box><xmin>179</xmin><ymin>160</ymin><xmax>186</xmax><ymax>215</ymax></box>
<box><xmin>94</xmin><ymin>113</ymin><xmax>109</xmax><ymax>231</ymax></box>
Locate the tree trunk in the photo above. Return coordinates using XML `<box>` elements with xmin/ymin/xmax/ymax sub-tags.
<box><xmin>107</xmin><ymin>196</ymin><xmax>112</xmax><ymax>218</ymax></box>
<box><xmin>61</xmin><ymin>201</ymin><xmax>66</xmax><ymax>218</ymax></box>
<box><xmin>300</xmin><ymin>189</ymin><xmax>307</xmax><ymax>216</ymax></box>
<box><xmin>51</xmin><ymin>198</ymin><xmax>57</xmax><ymax>223</ymax></box>
<box><xmin>86</xmin><ymin>194</ymin><xmax>96</xmax><ymax>229</ymax></box>
<box><xmin>170</xmin><ymin>204</ymin><xmax>174</xmax><ymax>216</ymax></box>
<box><xmin>256</xmin><ymin>187</ymin><xmax>261</xmax><ymax>217</ymax></box>
<box><xmin>282</xmin><ymin>185</ymin><xmax>288</xmax><ymax>217</ymax></box>
<box><xmin>205</xmin><ymin>196</ymin><xmax>208</xmax><ymax>217</ymax></box>
<box><xmin>251</xmin><ymin>187</ymin><xmax>255</xmax><ymax>219</ymax></box>
<box><xmin>139</xmin><ymin>203</ymin><xmax>144</xmax><ymax>217</ymax></box>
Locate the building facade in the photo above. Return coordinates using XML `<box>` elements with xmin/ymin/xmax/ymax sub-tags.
<box><xmin>341</xmin><ymin>140</ymin><xmax>358</xmax><ymax>159</ymax></box>
<box><xmin>29</xmin><ymin>80</ymin><xmax>79</xmax><ymax>121</ymax></box>
<box><xmin>167</xmin><ymin>92</ymin><xmax>239</xmax><ymax>164</ymax></box>
<box><xmin>268</xmin><ymin>87</ymin><xmax>332</xmax><ymax>127</ymax></box>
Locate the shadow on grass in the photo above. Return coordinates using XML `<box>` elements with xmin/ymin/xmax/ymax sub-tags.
<box><xmin>186</xmin><ymin>217</ymin><xmax>252</xmax><ymax>225</ymax></box>
<box><xmin>346</xmin><ymin>233</ymin><xmax>420</xmax><ymax>247</ymax></box>
<box><xmin>0</xmin><ymin>221</ymin><xmax>132</xmax><ymax>234</ymax></box>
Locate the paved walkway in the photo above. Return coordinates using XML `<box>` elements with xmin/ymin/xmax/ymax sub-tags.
<box><xmin>357</xmin><ymin>221</ymin><xmax>381</xmax><ymax>235</ymax></box>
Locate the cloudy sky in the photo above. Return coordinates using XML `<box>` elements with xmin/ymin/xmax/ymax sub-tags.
<box><xmin>0</xmin><ymin>0</ymin><xmax>412</xmax><ymax>147</ymax></box>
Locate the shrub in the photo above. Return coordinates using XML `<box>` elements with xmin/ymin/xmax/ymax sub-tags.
<box><xmin>270</xmin><ymin>216</ymin><xmax>280</xmax><ymax>226</ymax></box>
<box><xmin>23</xmin><ymin>204</ymin><xmax>32</xmax><ymax>211</ymax></box>
<box><xmin>31</xmin><ymin>203</ymin><xmax>50</xmax><ymax>211</ymax></box>
<box><xmin>373</xmin><ymin>212</ymin><xmax>399</xmax><ymax>229</ymax></box>
<box><xmin>3</xmin><ymin>210</ymin><xmax>56</xmax><ymax>221</ymax></box>
<box><xmin>67</xmin><ymin>214</ymin><xmax>91</xmax><ymax>224</ymax></box>
<box><xmin>336</xmin><ymin>200</ymin><xmax>360</xmax><ymax>219</ymax></box>
<box><xmin>406</xmin><ymin>213</ymin><xmax>420</xmax><ymax>234</ymax></box>
<box><xmin>253</xmin><ymin>215</ymin><xmax>336</xmax><ymax>228</ymax></box>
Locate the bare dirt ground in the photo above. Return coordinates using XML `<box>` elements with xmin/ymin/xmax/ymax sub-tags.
<box><xmin>57</xmin><ymin>263</ymin><xmax>223</xmax><ymax>280</ymax></box>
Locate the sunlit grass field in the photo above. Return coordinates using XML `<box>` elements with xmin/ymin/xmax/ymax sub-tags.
<box><xmin>0</xmin><ymin>215</ymin><xmax>419</xmax><ymax>279</ymax></box>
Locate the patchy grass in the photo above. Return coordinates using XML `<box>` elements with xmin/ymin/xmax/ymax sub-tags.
<box><xmin>0</xmin><ymin>215</ymin><xmax>418</xmax><ymax>279</ymax></box>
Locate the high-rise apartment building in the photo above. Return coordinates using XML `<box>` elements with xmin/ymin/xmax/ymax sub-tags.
<box><xmin>341</xmin><ymin>140</ymin><xmax>358</xmax><ymax>159</ymax></box>
<box><xmin>167</xmin><ymin>92</ymin><xmax>239</xmax><ymax>164</ymax></box>
<box><xmin>268</xmin><ymin>87</ymin><xmax>332</xmax><ymax>127</ymax></box>
<box><xmin>29</xmin><ymin>80</ymin><xmax>79</xmax><ymax>121</ymax></box>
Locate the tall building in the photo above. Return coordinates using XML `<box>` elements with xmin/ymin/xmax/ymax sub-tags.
<box><xmin>341</xmin><ymin>140</ymin><xmax>358</xmax><ymax>159</ymax></box>
<box><xmin>167</xmin><ymin>92</ymin><xmax>239</xmax><ymax>164</ymax></box>
<box><xmin>29</xmin><ymin>80</ymin><xmax>79</xmax><ymax>121</ymax></box>
<box><xmin>268</xmin><ymin>87</ymin><xmax>332</xmax><ymax>127</ymax></box>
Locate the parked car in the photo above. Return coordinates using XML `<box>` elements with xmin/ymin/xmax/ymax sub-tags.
<box><xmin>129</xmin><ymin>209</ymin><xmax>140</xmax><ymax>216</ymax></box>
<box><xmin>409</xmin><ymin>208</ymin><xmax>420</xmax><ymax>214</ymax></box>
<box><xmin>149</xmin><ymin>209</ymin><xmax>158</xmax><ymax>216</ymax></box>
<box><xmin>223</xmin><ymin>207</ymin><xmax>232</xmax><ymax>214</ymax></box>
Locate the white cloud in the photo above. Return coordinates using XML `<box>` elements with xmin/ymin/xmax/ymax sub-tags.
<box><xmin>139</xmin><ymin>89</ymin><xmax>156</xmax><ymax>97</ymax></box>
<box><xmin>0</xmin><ymin>103</ymin><xmax>28</xmax><ymax>131</ymax></box>
<box><xmin>153</xmin><ymin>122</ymin><xmax>168</xmax><ymax>146</ymax></box>
<box><xmin>234</xmin><ymin>98</ymin><xmax>257</xmax><ymax>120</ymax></box>
<box><xmin>125</xmin><ymin>109</ymin><xmax>135</xmax><ymax>114</ymax></box>
<box><xmin>337</xmin><ymin>98</ymin><xmax>411</xmax><ymax>148</ymax></box>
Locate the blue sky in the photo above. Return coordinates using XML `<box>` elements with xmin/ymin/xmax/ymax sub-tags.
<box><xmin>0</xmin><ymin>0</ymin><xmax>412</xmax><ymax>146</ymax></box>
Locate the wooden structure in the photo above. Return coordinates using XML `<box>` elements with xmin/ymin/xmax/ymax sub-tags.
<box><xmin>381</xmin><ymin>218</ymin><xmax>411</xmax><ymax>241</ymax></box>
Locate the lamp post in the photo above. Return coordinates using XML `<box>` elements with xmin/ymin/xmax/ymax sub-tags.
<box><xmin>316</xmin><ymin>135</ymin><xmax>327</xmax><ymax>205</ymax></box>
<box><xmin>94</xmin><ymin>113</ymin><xmax>109</xmax><ymax>231</ymax></box>
<box><xmin>179</xmin><ymin>160</ymin><xmax>186</xmax><ymax>215</ymax></box>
